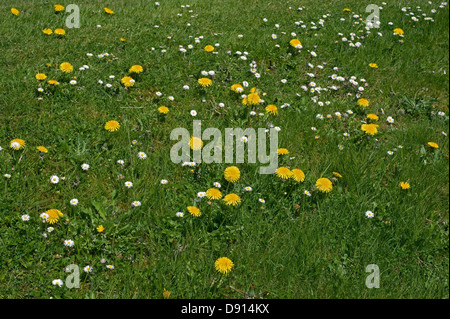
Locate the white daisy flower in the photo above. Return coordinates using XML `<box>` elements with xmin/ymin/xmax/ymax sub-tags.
<box><xmin>365</xmin><ymin>211</ymin><xmax>374</xmax><ymax>218</ymax></box>
<box><xmin>50</xmin><ymin>175</ymin><xmax>59</xmax><ymax>184</ymax></box>
<box><xmin>125</xmin><ymin>181</ymin><xmax>133</xmax><ymax>188</ymax></box>
<box><xmin>64</xmin><ymin>239</ymin><xmax>75</xmax><ymax>247</ymax></box>
<box><xmin>52</xmin><ymin>279</ymin><xmax>63</xmax><ymax>287</ymax></box>
<box><xmin>21</xmin><ymin>214</ymin><xmax>30</xmax><ymax>221</ymax></box>
<box><xmin>176</xmin><ymin>212</ymin><xmax>184</xmax><ymax>217</ymax></box>
<box><xmin>70</xmin><ymin>198</ymin><xmax>79</xmax><ymax>206</ymax></box>
<box><xmin>138</xmin><ymin>152</ymin><xmax>147</xmax><ymax>160</ymax></box>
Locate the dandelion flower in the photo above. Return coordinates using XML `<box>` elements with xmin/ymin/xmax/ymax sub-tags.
<box><xmin>224</xmin><ymin>166</ymin><xmax>240</xmax><ymax>183</ymax></box>
<box><xmin>277</xmin><ymin>148</ymin><xmax>289</xmax><ymax>155</ymax></box>
<box><xmin>315</xmin><ymin>178</ymin><xmax>333</xmax><ymax>193</ymax></box>
<box><xmin>231</xmin><ymin>84</ymin><xmax>244</xmax><ymax>93</ymax></box>
<box><xmin>266</xmin><ymin>104</ymin><xmax>278</xmax><ymax>115</ymax></box>
<box><xmin>206</xmin><ymin>188</ymin><xmax>222</xmax><ymax>200</ymax></box>
<box><xmin>10</xmin><ymin>139</ymin><xmax>26</xmax><ymax>150</ymax></box>
<box><xmin>399</xmin><ymin>182</ymin><xmax>410</xmax><ymax>190</ymax></box>
<box><xmin>187</xmin><ymin>206</ymin><xmax>201</xmax><ymax>217</ymax></box>
<box><xmin>223</xmin><ymin>193</ymin><xmax>241</xmax><ymax>206</ymax></box>
<box><xmin>291</xmin><ymin>169</ymin><xmax>305</xmax><ymax>182</ymax></box>
<box><xmin>289</xmin><ymin>39</ymin><xmax>302</xmax><ymax>47</ymax></box>
<box><xmin>204</xmin><ymin>45</ymin><xmax>214</xmax><ymax>52</ymax></box>
<box><xmin>361</xmin><ymin>124</ymin><xmax>379</xmax><ymax>135</ymax></box>
<box><xmin>129</xmin><ymin>65</ymin><xmax>143</xmax><ymax>74</ymax></box>
<box><xmin>275</xmin><ymin>167</ymin><xmax>292</xmax><ymax>179</ymax></box>
<box><xmin>48</xmin><ymin>79</ymin><xmax>59</xmax><ymax>85</ymax></box>
<box><xmin>104</xmin><ymin>120</ymin><xmax>120</xmax><ymax>132</ymax></box>
<box><xmin>243</xmin><ymin>92</ymin><xmax>261</xmax><ymax>106</ymax></box>
<box><xmin>43</xmin><ymin>28</ymin><xmax>53</xmax><ymax>35</ymax></box>
<box><xmin>54</xmin><ymin>28</ymin><xmax>66</xmax><ymax>36</ymax></box>
<box><xmin>37</xmin><ymin>146</ymin><xmax>48</xmax><ymax>153</ymax></box>
<box><xmin>121</xmin><ymin>76</ymin><xmax>135</xmax><ymax>87</ymax></box>
<box><xmin>333</xmin><ymin>172</ymin><xmax>343</xmax><ymax>178</ymax></box>
<box><xmin>366</xmin><ymin>114</ymin><xmax>379</xmax><ymax>121</ymax></box>
<box><xmin>393</xmin><ymin>28</ymin><xmax>404</xmax><ymax>35</ymax></box>
<box><xmin>11</xmin><ymin>8</ymin><xmax>20</xmax><ymax>15</ymax></box>
<box><xmin>369</xmin><ymin>63</ymin><xmax>378</xmax><ymax>68</ymax></box>
<box><xmin>189</xmin><ymin>137</ymin><xmax>203</xmax><ymax>150</ymax></box>
<box><xmin>163</xmin><ymin>288</ymin><xmax>171</xmax><ymax>299</ymax></box>
<box><xmin>96</xmin><ymin>225</ymin><xmax>105</xmax><ymax>232</ymax></box>
<box><xmin>54</xmin><ymin>4</ymin><xmax>65</xmax><ymax>12</ymax></box>
<box><xmin>104</xmin><ymin>7</ymin><xmax>114</xmax><ymax>14</ymax></box>
<box><xmin>60</xmin><ymin>62</ymin><xmax>73</xmax><ymax>73</ymax></box>
<box><xmin>428</xmin><ymin>142</ymin><xmax>439</xmax><ymax>149</ymax></box>
<box><xmin>215</xmin><ymin>257</ymin><xmax>234</xmax><ymax>274</ymax></box>
<box><xmin>46</xmin><ymin>209</ymin><xmax>63</xmax><ymax>224</ymax></box>
<box><xmin>198</xmin><ymin>78</ymin><xmax>212</xmax><ymax>87</ymax></box>
<box><xmin>36</xmin><ymin>73</ymin><xmax>47</xmax><ymax>80</ymax></box>
<box><xmin>158</xmin><ymin>106</ymin><xmax>169</xmax><ymax>114</ymax></box>
<box><xmin>357</xmin><ymin>98</ymin><xmax>370</xmax><ymax>107</ymax></box>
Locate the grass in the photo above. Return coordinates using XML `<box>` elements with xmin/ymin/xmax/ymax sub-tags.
<box><xmin>0</xmin><ymin>0</ymin><xmax>448</xmax><ymax>299</ymax></box>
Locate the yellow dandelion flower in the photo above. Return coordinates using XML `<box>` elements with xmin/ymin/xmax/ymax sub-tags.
<box><xmin>366</xmin><ymin>113</ymin><xmax>379</xmax><ymax>121</ymax></box>
<box><xmin>215</xmin><ymin>257</ymin><xmax>234</xmax><ymax>274</ymax></box>
<box><xmin>333</xmin><ymin>172</ymin><xmax>343</xmax><ymax>178</ymax></box>
<box><xmin>427</xmin><ymin>142</ymin><xmax>439</xmax><ymax>149</ymax></box>
<box><xmin>369</xmin><ymin>63</ymin><xmax>378</xmax><ymax>68</ymax></box>
<box><xmin>206</xmin><ymin>188</ymin><xmax>222</xmax><ymax>200</ymax></box>
<box><xmin>46</xmin><ymin>209</ymin><xmax>63</xmax><ymax>224</ymax></box>
<box><xmin>10</xmin><ymin>139</ymin><xmax>26</xmax><ymax>150</ymax></box>
<box><xmin>104</xmin><ymin>120</ymin><xmax>120</xmax><ymax>132</ymax></box>
<box><xmin>204</xmin><ymin>45</ymin><xmax>214</xmax><ymax>52</ymax></box>
<box><xmin>129</xmin><ymin>65</ymin><xmax>143</xmax><ymax>74</ymax></box>
<box><xmin>121</xmin><ymin>76</ymin><xmax>135</xmax><ymax>87</ymax></box>
<box><xmin>343</xmin><ymin>8</ymin><xmax>351</xmax><ymax>12</ymax></box>
<box><xmin>361</xmin><ymin>124</ymin><xmax>379</xmax><ymax>135</ymax></box>
<box><xmin>291</xmin><ymin>169</ymin><xmax>305</xmax><ymax>182</ymax></box>
<box><xmin>42</xmin><ymin>28</ymin><xmax>53</xmax><ymax>35</ymax></box>
<box><xmin>158</xmin><ymin>106</ymin><xmax>169</xmax><ymax>114</ymax></box>
<box><xmin>223</xmin><ymin>193</ymin><xmax>241</xmax><ymax>206</ymax></box>
<box><xmin>399</xmin><ymin>182</ymin><xmax>410</xmax><ymax>190</ymax></box>
<box><xmin>96</xmin><ymin>225</ymin><xmax>105</xmax><ymax>232</ymax></box>
<box><xmin>198</xmin><ymin>78</ymin><xmax>212</xmax><ymax>87</ymax></box>
<box><xmin>243</xmin><ymin>92</ymin><xmax>260</xmax><ymax>106</ymax></box>
<box><xmin>48</xmin><ymin>79</ymin><xmax>59</xmax><ymax>85</ymax></box>
<box><xmin>224</xmin><ymin>166</ymin><xmax>240</xmax><ymax>183</ymax></box>
<box><xmin>163</xmin><ymin>289</ymin><xmax>171</xmax><ymax>299</ymax></box>
<box><xmin>37</xmin><ymin>146</ymin><xmax>48</xmax><ymax>153</ymax></box>
<box><xmin>275</xmin><ymin>167</ymin><xmax>292</xmax><ymax>179</ymax></box>
<box><xmin>104</xmin><ymin>7</ymin><xmax>114</xmax><ymax>14</ymax></box>
<box><xmin>393</xmin><ymin>28</ymin><xmax>404</xmax><ymax>36</ymax></box>
<box><xmin>189</xmin><ymin>137</ymin><xmax>203</xmax><ymax>150</ymax></box>
<box><xmin>54</xmin><ymin>28</ymin><xmax>66</xmax><ymax>36</ymax></box>
<box><xmin>277</xmin><ymin>148</ymin><xmax>289</xmax><ymax>155</ymax></box>
<box><xmin>231</xmin><ymin>83</ymin><xmax>244</xmax><ymax>93</ymax></box>
<box><xmin>357</xmin><ymin>98</ymin><xmax>370</xmax><ymax>107</ymax></box>
<box><xmin>120</xmin><ymin>38</ymin><xmax>127</xmax><ymax>42</ymax></box>
<box><xmin>54</xmin><ymin>4</ymin><xmax>65</xmax><ymax>12</ymax></box>
<box><xmin>289</xmin><ymin>39</ymin><xmax>302</xmax><ymax>47</ymax></box>
<box><xmin>11</xmin><ymin>8</ymin><xmax>19</xmax><ymax>16</ymax></box>
<box><xmin>187</xmin><ymin>206</ymin><xmax>201</xmax><ymax>217</ymax></box>
<box><xmin>316</xmin><ymin>178</ymin><xmax>333</xmax><ymax>193</ymax></box>
<box><xmin>59</xmin><ymin>62</ymin><xmax>73</xmax><ymax>73</ymax></box>
<box><xmin>266</xmin><ymin>104</ymin><xmax>278</xmax><ymax>115</ymax></box>
<box><xmin>36</xmin><ymin>73</ymin><xmax>47</xmax><ymax>80</ymax></box>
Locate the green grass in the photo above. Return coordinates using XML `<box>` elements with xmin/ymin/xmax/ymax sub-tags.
<box><xmin>0</xmin><ymin>0</ymin><xmax>448</xmax><ymax>299</ymax></box>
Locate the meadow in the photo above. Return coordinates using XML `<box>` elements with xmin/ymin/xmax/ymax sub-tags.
<box><xmin>0</xmin><ymin>0</ymin><xmax>448</xmax><ymax>299</ymax></box>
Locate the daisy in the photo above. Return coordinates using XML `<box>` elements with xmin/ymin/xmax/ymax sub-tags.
<box><xmin>21</xmin><ymin>214</ymin><xmax>30</xmax><ymax>221</ymax></box>
<box><xmin>81</xmin><ymin>163</ymin><xmax>90</xmax><ymax>171</ymax></box>
<box><xmin>131</xmin><ymin>201</ymin><xmax>141</xmax><ymax>207</ymax></box>
<box><xmin>138</xmin><ymin>152</ymin><xmax>147</xmax><ymax>159</ymax></box>
<box><xmin>213</xmin><ymin>182</ymin><xmax>221</xmax><ymax>188</ymax></box>
<box><xmin>47</xmin><ymin>227</ymin><xmax>54</xmax><ymax>232</ymax></box>
<box><xmin>160</xmin><ymin>179</ymin><xmax>168</xmax><ymax>185</ymax></box>
<box><xmin>83</xmin><ymin>265</ymin><xmax>93</xmax><ymax>273</ymax></box>
<box><xmin>387</xmin><ymin>116</ymin><xmax>394</xmax><ymax>124</ymax></box>
<box><xmin>259</xmin><ymin>198</ymin><xmax>266</xmax><ymax>203</ymax></box>
<box><xmin>70</xmin><ymin>198</ymin><xmax>78</xmax><ymax>206</ymax></box>
<box><xmin>106</xmin><ymin>265</ymin><xmax>115</xmax><ymax>270</ymax></box>
<box><xmin>64</xmin><ymin>239</ymin><xmax>75</xmax><ymax>247</ymax></box>
<box><xmin>125</xmin><ymin>181</ymin><xmax>133</xmax><ymax>188</ymax></box>
<box><xmin>52</xmin><ymin>279</ymin><xmax>63</xmax><ymax>287</ymax></box>
<box><xmin>175</xmin><ymin>212</ymin><xmax>184</xmax><ymax>217</ymax></box>
<box><xmin>304</xmin><ymin>190</ymin><xmax>312</xmax><ymax>196</ymax></box>
<box><xmin>365</xmin><ymin>211</ymin><xmax>374</xmax><ymax>218</ymax></box>
<box><xmin>50</xmin><ymin>175</ymin><xmax>60</xmax><ymax>184</ymax></box>
<box><xmin>190</xmin><ymin>110</ymin><xmax>197</xmax><ymax>117</ymax></box>
<box><xmin>10</xmin><ymin>139</ymin><xmax>25</xmax><ymax>150</ymax></box>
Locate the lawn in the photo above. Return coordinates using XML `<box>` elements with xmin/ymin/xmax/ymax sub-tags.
<box><xmin>0</xmin><ymin>0</ymin><xmax>448</xmax><ymax>299</ymax></box>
